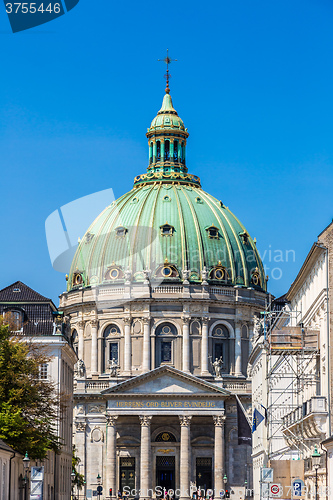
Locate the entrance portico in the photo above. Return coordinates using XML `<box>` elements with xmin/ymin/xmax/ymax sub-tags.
<box><xmin>97</xmin><ymin>366</ymin><xmax>229</xmax><ymax>500</ymax></box>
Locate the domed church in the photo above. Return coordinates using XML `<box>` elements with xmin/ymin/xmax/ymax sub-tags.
<box><xmin>60</xmin><ymin>81</ymin><xmax>267</xmax><ymax>500</ymax></box>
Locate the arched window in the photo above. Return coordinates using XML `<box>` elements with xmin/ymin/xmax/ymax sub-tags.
<box><xmin>181</xmin><ymin>142</ymin><xmax>185</xmax><ymax>164</ymax></box>
<box><xmin>103</xmin><ymin>325</ymin><xmax>120</xmax><ymax>373</ymax></box>
<box><xmin>212</xmin><ymin>324</ymin><xmax>230</xmax><ymax>374</ymax></box>
<box><xmin>156</xmin><ymin>141</ymin><xmax>161</xmax><ymax>161</ymax></box>
<box><xmin>155</xmin><ymin>323</ymin><xmax>177</xmax><ymax>367</ymax></box>
<box><xmin>164</xmin><ymin>140</ymin><xmax>170</xmax><ymax>160</ymax></box>
<box><xmin>155</xmin><ymin>432</ymin><xmax>177</xmax><ymax>442</ymax></box>
<box><xmin>174</xmin><ymin>140</ymin><xmax>178</xmax><ymax>161</ymax></box>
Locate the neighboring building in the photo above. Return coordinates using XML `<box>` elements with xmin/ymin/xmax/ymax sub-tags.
<box><xmin>60</xmin><ymin>85</ymin><xmax>268</xmax><ymax>499</ymax></box>
<box><xmin>0</xmin><ymin>281</ymin><xmax>77</xmax><ymax>500</ymax></box>
<box><xmin>249</xmin><ymin>224</ymin><xmax>333</xmax><ymax>500</ymax></box>
<box><xmin>0</xmin><ymin>439</ymin><xmax>24</xmax><ymax>500</ymax></box>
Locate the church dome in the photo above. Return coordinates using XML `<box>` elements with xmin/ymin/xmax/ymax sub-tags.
<box><xmin>68</xmin><ymin>90</ymin><xmax>266</xmax><ymax>292</ymax></box>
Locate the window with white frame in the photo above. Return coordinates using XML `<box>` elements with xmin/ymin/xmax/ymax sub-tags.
<box><xmin>40</xmin><ymin>363</ymin><xmax>48</xmax><ymax>380</ymax></box>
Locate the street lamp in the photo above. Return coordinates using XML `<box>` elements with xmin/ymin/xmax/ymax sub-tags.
<box><xmin>22</xmin><ymin>452</ymin><xmax>30</xmax><ymax>500</ymax></box>
<box><xmin>223</xmin><ymin>475</ymin><xmax>229</xmax><ymax>498</ymax></box>
<box><xmin>97</xmin><ymin>473</ymin><xmax>102</xmax><ymax>500</ymax></box>
<box><xmin>312</xmin><ymin>445</ymin><xmax>321</xmax><ymax>500</ymax></box>
<box><xmin>71</xmin><ymin>469</ymin><xmax>76</xmax><ymax>500</ymax></box>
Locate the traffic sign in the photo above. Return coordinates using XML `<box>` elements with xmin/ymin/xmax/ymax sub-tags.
<box><xmin>261</xmin><ymin>468</ymin><xmax>273</xmax><ymax>483</ymax></box>
<box><xmin>270</xmin><ymin>484</ymin><xmax>282</xmax><ymax>497</ymax></box>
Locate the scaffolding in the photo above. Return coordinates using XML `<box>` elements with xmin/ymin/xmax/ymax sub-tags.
<box><xmin>261</xmin><ymin>305</ymin><xmax>320</xmax><ymax>461</ymax></box>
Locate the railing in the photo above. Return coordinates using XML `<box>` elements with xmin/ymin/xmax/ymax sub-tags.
<box><xmin>213</xmin><ymin>287</ymin><xmax>236</xmax><ymax>297</ymax></box>
<box><xmin>99</xmin><ymin>288</ymin><xmax>125</xmax><ymax>296</ymax></box>
<box><xmin>152</xmin><ymin>286</ymin><xmax>183</xmax><ymax>294</ymax></box>
<box><xmin>282</xmin><ymin>396</ymin><xmax>327</xmax><ymax>427</ymax></box>
<box><xmin>85</xmin><ymin>381</ymin><xmax>111</xmax><ymax>391</ymax></box>
<box><xmin>223</xmin><ymin>381</ymin><xmax>251</xmax><ymax>393</ymax></box>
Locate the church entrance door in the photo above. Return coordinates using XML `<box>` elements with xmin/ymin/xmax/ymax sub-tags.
<box><xmin>156</xmin><ymin>456</ymin><xmax>175</xmax><ymax>496</ymax></box>
<box><xmin>120</xmin><ymin>457</ymin><xmax>135</xmax><ymax>494</ymax></box>
<box><xmin>196</xmin><ymin>457</ymin><xmax>212</xmax><ymax>493</ymax></box>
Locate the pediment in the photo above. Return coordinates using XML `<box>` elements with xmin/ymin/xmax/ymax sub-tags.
<box><xmin>102</xmin><ymin>366</ymin><xmax>230</xmax><ymax>396</ymax></box>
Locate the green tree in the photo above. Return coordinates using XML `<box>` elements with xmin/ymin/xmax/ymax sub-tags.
<box><xmin>0</xmin><ymin>320</ymin><xmax>61</xmax><ymax>459</ymax></box>
<box><xmin>72</xmin><ymin>445</ymin><xmax>85</xmax><ymax>489</ymax></box>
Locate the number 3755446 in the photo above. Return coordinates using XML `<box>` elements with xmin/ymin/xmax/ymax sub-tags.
<box><xmin>5</xmin><ymin>3</ymin><xmax>61</xmax><ymax>14</ymax></box>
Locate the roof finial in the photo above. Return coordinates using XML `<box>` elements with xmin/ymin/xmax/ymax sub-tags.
<box><xmin>158</xmin><ymin>49</ymin><xmax>177</xmax><ymax>94</ymax></box>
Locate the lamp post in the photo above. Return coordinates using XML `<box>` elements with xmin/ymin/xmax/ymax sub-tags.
<box><xmin>312</xmin><ymin>445</ymin><xmax>321</xmax><ymax>500</ymax></box>
<box><xmin>71</xmin><ymin>469</ymin><xmax>76</xmax><ymax>500</ymax></box>
<box><xmin>244</xmin><ymin>480</ymin><xmax>248</xmax><ymax>498</ymax></box>
<box><xmin>223</xmin><ymin>475</ymin><xmax>228</xmax><ymax>498</ymax></box>
<box><xmin>97</xmin><ymin>473</ymin><xmax>102</xmax><ymax>500</ymax></box>
<box><xmin>22</xmin><ymin>452</ymin><xmax>30</xmax><ymax>500</ymax></box>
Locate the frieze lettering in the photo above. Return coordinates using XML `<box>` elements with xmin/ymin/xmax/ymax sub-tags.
<box><xmin>111</xmin><ymin>400</ymin><xmax>221</xmax><ymax>409</ymax></box>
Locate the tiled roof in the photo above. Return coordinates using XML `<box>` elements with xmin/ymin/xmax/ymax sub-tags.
<box><xmin>0</xmin><ymin>281</ymin><xmax>51</xmax><ymax>303</ymax></box>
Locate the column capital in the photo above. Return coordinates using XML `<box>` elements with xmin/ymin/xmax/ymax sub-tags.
<box><xmin>77</xmin><ymin>320</ymin><xmax>85</xmax><ymax>329</ymax></box>
<box><xmin>124</xmin><ymin>317</ymin><xmax>132</xmax><ymax>325</ymax></box>
<box><xmin>213</xmin><ymin>415</ymin><xmax>226</xmax><ymax>427</ymax></box>
<box><xmin>182</xmin><ymin>316</ymin><xmax>191</xmax><ymax>325</ymax></box>
<box><xmin>179</xmin><ymin>415</ymin><xmax>192</xmax><ymax>427</ymax></box>
<box><xmin>142</xmin><ymin>316</ymin><xmax>151</xmax><ymax>325</ymax></box>
<box><xmin>202</xmin><ymin>316</ymin><xmax>210</xmax><ymax>325</ymax></box>
<box><xmin>90</xmin><ymin>319</ymin><xmax>98</xmax><ymax>328</ymax></box>
<box><xmin>106</xmin><ymin>415</ymin><xmax>118</xmax><ymax>426</ymax></box>
<box><xmin>75</xmin><ymin>421</ymin><xmax>87</xmax><ymax>432</ymax></box>
<box><xmin>139</xmin><ymin>415</ymin><xmax>152</xmax><ymax>426</ymax></box>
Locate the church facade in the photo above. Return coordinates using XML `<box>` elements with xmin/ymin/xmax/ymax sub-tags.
<box><xmin>60</xmin><ymin>83</ymin><xmax>267</xmax><ymax>499</ymax></box>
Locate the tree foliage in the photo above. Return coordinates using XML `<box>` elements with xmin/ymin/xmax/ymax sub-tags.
<box><xmin>72</xmin><ymin>445</ymin><xmax>85</xmax><ymax>489</ymax></box>
<box><xmin>0</xmin><ymin>320</ymin><xmax>61</xmax><ymax>459</ymax></box>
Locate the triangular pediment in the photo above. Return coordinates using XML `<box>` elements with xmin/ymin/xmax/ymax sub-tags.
<box><xmin>102</xmin><ymin>366</ymin><xmax>230</xmax><ymax>396</ymax></box>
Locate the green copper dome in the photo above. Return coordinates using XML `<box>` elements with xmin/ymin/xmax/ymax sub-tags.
<box><xmin>68</xmin><ymin>91</ymin><xmax>266</xmax><ymax>292</ymax></box>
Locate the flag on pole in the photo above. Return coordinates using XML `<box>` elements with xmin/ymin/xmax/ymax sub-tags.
<box><xmin>236</xmin><ymin>397</ymin><xmax>252</xmax><ymax>446</ymax></box>
<box><xmin>260</xmin><ymin>403</ymin><xmax>268</xmax><ymax>425</ymax></box>
<box><xmin>252</xmin><ymin>408</ymin><xmax>265</xmax><ymax>432</ymax></box>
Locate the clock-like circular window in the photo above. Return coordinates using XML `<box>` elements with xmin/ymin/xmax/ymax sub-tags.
<box><xmin>214</xmin><ymin>269</ymin><xmax>224</xmax><ymax>280</ymax></box>
<box><xmin>162</xmin><ymin>266</ymin><xmax>172</xmax><ymax>277</ymax></box>
<box><xmin>162</xmin><ymin>325</ymin><xmax>172</xmax><ymax>334</ymax></box>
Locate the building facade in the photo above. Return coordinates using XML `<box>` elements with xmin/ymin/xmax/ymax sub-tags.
<box><xmin>60</xmin><ymin>86</ymin><xmax>268</xmax><ymax>499</ymax></box>
<box><xmin>249</xmin><ymin>223</ymin><xmax>333</xmax><ymax>500</ymax></box>
<box><xmin>0</xmin><ymin>281</ymin><xmax>77</xmax><ymax>500</ymax></box>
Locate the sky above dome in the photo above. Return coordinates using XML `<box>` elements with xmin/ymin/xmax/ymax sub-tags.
<box><xmin>1</xmin><ymin>0</ymin><xmax>333</xmax><ymax>303</ymax></box>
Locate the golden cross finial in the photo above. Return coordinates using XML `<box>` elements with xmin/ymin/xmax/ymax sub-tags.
<box><xmin>158</xmin><ymin>49</ymin><xmax>177</xmax><ymax>94</ymax></box>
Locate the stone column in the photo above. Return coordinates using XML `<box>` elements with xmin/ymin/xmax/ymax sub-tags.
<box><xmin>161</xmin><ymin>140</ymin><xmax>165</xmax><ymax>161</ymax></box>
<box><xmin>213</xmin><ymin>415</ymin><xmax>226</xmax><ymax>499</ymax></box>
<box><xmin>234</xmin><ymin>323</ymin><xmax>242</xmax><ymax>376</ymax></box>
<box><xmin>201</xmin><ymin>318</ymin><xmax>210</xmax><ymax>375</ymax></box>
<box><xmin>124</xmin><ymin>318</ymin><xmax>132</xmax><ymax>375</ymax></box>
<box><xmin>179</xmin><ymin>415</ymin><xmax>192</xmax><ymax>500</ymax></box>
<box><xmin>91</xmin><ymin>320</ymin><xmax>98</xmax><ymax>376</ymax></box>
<box><xmin>139</xmin><ymin>415</ymin><xmax>152</xmax><ymax>500</ymax></box>
<box><xmin>77</xmin><ymin>321</ymin><xmax>85</xmax><ymax>362</ymax></box>
<box><xmin>106</xmin><ymin>415</ymin><xmax>118</xmax><ymax>500</ymax></box>
<box><xmin>153</xmin><ymin>141</ymin><xmax>157</xmax><ymax>163</ymax></box>
<box><xmin>75</xmin><ymin>421</ymin><xmax>87</xmax><ymax>498</ymax></box>
<box><xmin>142</xmin><ymin>317</ymin><xmax>151</xmax><ymax>373</ymax></box>
<box><xmin>182</xmin><ymin>317</ymin><xmax>190</xmax><ymax>373</ymax></box>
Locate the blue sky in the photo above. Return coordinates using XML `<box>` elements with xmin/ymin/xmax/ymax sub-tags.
<box><xmin>1</xmin><ymin>0</ymin><xmax>333</xmax><ymax>303</ymax></box>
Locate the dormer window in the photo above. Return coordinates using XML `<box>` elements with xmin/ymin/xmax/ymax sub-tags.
<box><xmin>73</xmin><ymin>272</ymin><xmax>83</xmax><ymax>287</ymax></box>
<box><xmin>115</xmin><ymin>226</ymin><xmax>128</xmax><ymax>238</ymax></box>
<box><xmin>195</xmin><ymin>197</ymin><xmax>203</xmax><ymax>204</ymax></box>
<box><xmin>251</xmin><ymin>268</ymin><xmax>261</xmax><ymax>287</ymax></box>
<box><xmin>206</xmin><ymin>225</ymin><xmax>219</xmax><ymax>239</ymax></box>
<box><xmin>163</xmin><ymin>195</ymin><xmax>171</xmax><ymax>202</ymax></box>
<box><xmin>160</xmin><ymin>223</ymin><xmax>174</xmax><ymax>237</ymax></box>
<box><xmin>105</xmin><ymin>264</ymin><xmax>124</xmax><ymax>281</ymax></box>
<box><xmin>209</xmin><ymin>265</ymin><xmax>228</xmax><ymax>282</ymax></box>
